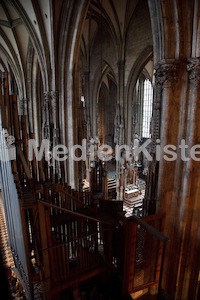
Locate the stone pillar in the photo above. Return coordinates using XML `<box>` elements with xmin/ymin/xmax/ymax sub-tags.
<box><xmin>84</xmin><ymin>71</ymin><xmax>91</xmax><ymax>139</ymax></box>
<box><xmin>144</xmin><ymin>60</ymin><xmax>178</xmax><ymax>215</ymax></box>
<box><xmin>42</xmin><ymin>91</ymin><xmax>51</xmax><ymax>140</ymax></box>
<box><xmin>117</xmin><ymin>60</ymin><xmax>125</xmax><ymax>107</ymax></box>
<box><xmin>156</xmin><ymin>59</ymin><xmax>179</xmax><ymax>214</ymax></box>
<box><xmin>114</xmin><ymin>103</ymin><xmax>125</xmax><ymax>200</ymax></box>
<box><xmin>42</xmin><ymin>91</ymin><xmax>61</xmax><ymax>181</ymax></box>
<box><xmin>50</xmin><ymin>90</ymin><xmax>58</xmax><ymax>128</ymax></box>
<box><xmin>19</xmin><ymin>98</ymin><xmax>28</xmax><ymax>116</ymax></box>
<box><xmin>173</xmin><ymin>58</ymin><xmax>200</xmax><ymax>299</ymax></box>
<box><xmin>154</xmin><ymin>60</ymin><xmax>180</xmax><ymax>298</ymax></box>
<box><xmin>51</xmin><ymin>91</ymin><xmax>62</xmax><ymax>181</ymax></box>
<box><xmin>117</xmin><ymin>60</ymin><xmax>125</xmax><ymax>144</ymax></box>
<box><xmin>152</xmin><ymin>58</ymin><xmax>200</xmax><ymax>299</ymax></box>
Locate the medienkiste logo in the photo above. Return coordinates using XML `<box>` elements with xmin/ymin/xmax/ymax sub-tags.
<box><xmin>1</xmin><ymin>134</ymin><xmax>200</xmax><ymax>163</ymax></box>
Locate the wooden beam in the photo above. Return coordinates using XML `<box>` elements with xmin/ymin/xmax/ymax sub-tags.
<box><xmin>38</xmin><ymin>201</ymin><xmax>52</xmax><ymax>299</ymax></box>
<box><xmin>38</xmin><ymin>200</ymin><xmax>111</xmax><ymax>224</ymax></box>
<box><xmin>16</xmin><ymin>145</ymin><xmax>32</xmax><ymax>180</ymax></box>
<box><xmin>51</xmin><ymin>265</ymin><xmax>107</xmax><ymax>297</ymax></box>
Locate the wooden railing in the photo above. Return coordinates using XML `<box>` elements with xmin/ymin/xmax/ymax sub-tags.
<box><xmin>122</xmin><ymin>213</ymin><xmax>169</xmax><ymax>299</ymax></box>
<box><xmin>45</xmin><ymin>233</ymin><xmax>105</xmax><ymax>284</ymax></box>
<box><xmin>24</xmin><ymin>181</ymin><xmax>113</xmax><ymax>297</ymax></box>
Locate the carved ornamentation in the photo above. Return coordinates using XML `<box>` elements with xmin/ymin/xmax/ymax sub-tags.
<box><xmin>155</xmin><ymin>60</ymin><xmax>178</xmax><ymax>87</ymax></box>
<box><xmin>42</xmin><ymin>124</ymin><xmax>50</xmax><ymax>140</ymax></box>
<box><xmin>42</xmin><ymin>91</ymin><xmax>58</xmax><ymax>139</ymax></box>
<box><xmin>86</xmin><ymin>114</ymin><xmax>91</xmax><ymax>139</ymax></box>
<box><xmin>50</xmin><ymin>91</ymin><xmax>58</xmax><ymax>114</ymax></box>
<box><xmin>187</xmin><ymin>58</ymin><xmax>200</xmax><ymax>86</ymax></box>
<box><xmin>114</xmin><ymin>104</ymin><xmax>124</xmax><ymax>145</ymax></box>
<box><xmin>44</xmin><ymin>91</ymin><xmax>51</xmax><ymax>103</ymax></box>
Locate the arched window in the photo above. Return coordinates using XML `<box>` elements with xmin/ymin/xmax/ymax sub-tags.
<box><xmin>142</xmin><ymin>79</ymin><xmax>153</xmax><ymax>138</ymax></box>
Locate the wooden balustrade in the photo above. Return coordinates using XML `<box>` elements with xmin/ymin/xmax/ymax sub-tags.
<box><xmin>45</xmin><ymin>233</ymin><xmax>105</xmax><ymax>284</ymax></box>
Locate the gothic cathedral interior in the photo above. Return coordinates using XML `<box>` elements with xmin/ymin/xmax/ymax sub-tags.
<box><xmin>0</xmin><ymin>1</ymin><xmax>200</xmax><ymax>300</ymax></box>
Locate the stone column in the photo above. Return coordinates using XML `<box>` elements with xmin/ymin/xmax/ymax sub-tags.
<box><xmin>152</xmin><ymin>58</ymin><xmax>200</xmax><ymax>299</ymax></box>
<box><xmin>115</xmin><ymin>60</ymin><xmax>125</xmax><ymax>144</ymax></box>
<box><xmin>156</xmin><ymin>59</ymin><xmax>179</xmax><ymax>213</ymax></box>
<box><xmin>51</xmin><ymin>91</ymin><xmax>62</xmax><ymax>181</ymax></box>
<box><xmin>173</xmin><ymin>58</ymin><xmax>200</xmax><ymax>299</ymax></box>
<box><xmin>42</xmin><ymin>91</ymin><xmax>51</xmax><ymax>140</ymax></box>
<box><xmin>19</xmin><ymin>98</ymin><xmax>28</xmax><ymax>116</ymax></box>
<box><xmin>50</xmin><ymin>91</ymin><xmax>58</xmax><ymax>127</ymax></box>
<box><xmin>84</xmin><ymin>71</ymin><xmax>91</xmax><ymax>139</ymax></box>
<box><xmin>117</xmin><ymin>60</ymin><xmax>125</xmax><ymax>107</ymax></box>
<box><xmin>42</xmin><ymin>91</ymin><xmax>61</xmax><ymax>181</ymax></box>
<box><xmin>144</xmin><ymin>60</ymin><xmax>178</xmax><ymax>215</ymax></box>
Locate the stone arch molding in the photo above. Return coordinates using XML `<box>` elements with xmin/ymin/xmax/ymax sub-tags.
<box><xmin>92</xmin><ymin>62</ymin><xmax>117</xmax><ymax>137</ymax></box>
<box><xmin>125</xmin><ymin>46</ymin><xmax>153</xmax><ymax>144</ymax></box>
<box><xmin>94</xmin><ymin>63</ymin><xmax>117</xmax><ymax>105</ymax></box>
<box><xmin>7</xmin><ymin>0</ymin><xmax>50</xmax><ymax>91</ymax></box>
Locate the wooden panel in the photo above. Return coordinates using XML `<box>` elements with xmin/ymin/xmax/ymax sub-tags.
<box><xmin>123</xmin><ymin>220</ymin><xmax>137</xmax><ymax>297</ymax></box>
<box><xmin>38</xmin><ymin>201</ymin><xmax>51</xmax><ymax>299</ymax></box>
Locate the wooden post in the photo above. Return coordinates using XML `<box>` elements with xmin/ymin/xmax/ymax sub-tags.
<box><xmin>123</xmin><ymin>220</ymin><xmax>137</xmax><ymax>297</ymax></box>
<box><xmin>38</xmin><ymin>201</ymin><xmax>51</xmax><ymax>299</ymax></box>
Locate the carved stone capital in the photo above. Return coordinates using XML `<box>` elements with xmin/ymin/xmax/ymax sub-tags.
<box><xmin>187</xmin><ymin>58</ymin><xmax>200</xmax><ymax>86</ymax></box>
<box><xmin>42</xmin><ymin>124</ymin><xmax>50</xmax><ymax>140</ymax></box>
<box><xmin>44</xmin><ymin>90</ymin><xmax>58</xmax><ymax>115</ymax></box>
<box><xmin>44</xmin><ymin>91</ymin><xmax>51</xmax><ymax>102</ymax></box>
<box><xmin>50</xmin><ymin>91</ymin><xmax>58</xmax><ymax>112</ymax></box>
<box><xmin>155</xmin><ymin>60</ymin><xmax>178</xmax><ymax>87</ymax></box>
<box><xmin>53</xmin><ymin>128</ymin><xmax>59</xmax><ymax>138</ymax></box>
<box><xmin>50</xmin><ymin>90</ymin><xmax>58</xmax><ymax>100</ymax></box>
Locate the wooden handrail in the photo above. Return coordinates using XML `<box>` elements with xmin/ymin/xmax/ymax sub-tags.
<box><xmin>53</xmin><ymin>227</ymin><xmax>108</xmax><ymax>241</ymax></box>
<box><xmin>38</xmin><ymin>200</ymin><xmax>111</xmax><ymax>225</ymax></box>
<box><xmin>129</xmin><ymin>214</ymin><xmax>169</xmax><ymax>243</ymax></box>
<box><xmin>44</xmin><ymin>183</ymin><xmax>96</xmax><ymax>214</ymax></box>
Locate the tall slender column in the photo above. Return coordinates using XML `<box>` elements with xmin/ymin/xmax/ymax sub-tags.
<box><xmin>115</xmin><ymin>61</ymin><xmax>125</xmax><ymax>199</ymax></box>
<box><xmin>50</xmin><ymin>91</ymin><xmax>61</xmax><ymax>181</ymax></box>
<box><xmin>50</xmin><ymin>91</ymin><xmax>58</xmax><ymax>128</ymax></box>
<box><xmin>174</xmin><ymin>58</ymin><xmax>200</xmax><ymax>299</ymax></box>
<box><xmin>144</xmin><ymin>60</ymin><xmax>178</xmax><ymax>215</ymax></box>
<box><xmin>19</xmin><ymin>98</ymin><xmax>28</xmax><ymax>116</ymax></box>
<box><xmin>151</xmin><ymin>59</ymin><xmax>200</xmax><ymax>299</ymax></box>
<box><xmin>84</xmin><ymin>71</ymin><xmax>91</xmax><ymax>139</ymax></box>
<box><xmin>156</xmin><ymin>59</ymin><xmax>178</xmax><ymax>211</ymax></box>
<box><xmin>42</xmin><ymin>91</ymin><xmax>51</xmax><ymax>140</ymax></box>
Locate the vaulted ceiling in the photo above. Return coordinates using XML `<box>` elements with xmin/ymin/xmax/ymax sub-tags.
<box><xmin>81</xmin><ymin>0</ymin><xmax>140</xmax><ymax>59</ymax></box>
